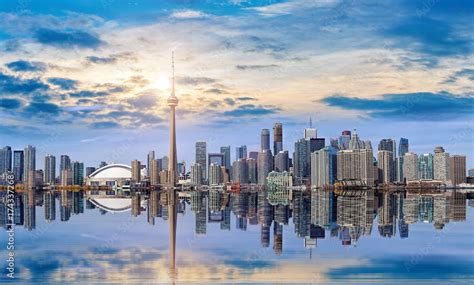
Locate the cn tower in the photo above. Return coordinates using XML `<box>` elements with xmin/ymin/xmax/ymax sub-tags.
<box><xmin>167</xmin><ymin>52</ymin><xmax>179</xmax><ymax>186</ymax></box>
<box><xmin>167</xmin><ymin>52</ymin><xmax>178</xmax><ymax>275</ymax></box>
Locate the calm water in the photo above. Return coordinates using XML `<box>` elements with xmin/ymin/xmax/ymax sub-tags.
<box><xmin>1</xmin><ymin>187</ymin><xmax>473</xmax><ymax>284</ymax></box>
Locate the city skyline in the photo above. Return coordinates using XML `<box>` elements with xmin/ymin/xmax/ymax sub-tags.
<box><xmin>0</xmin><ymin>1</ymin><xmax>472</xmax><ymax>168</ymax></box>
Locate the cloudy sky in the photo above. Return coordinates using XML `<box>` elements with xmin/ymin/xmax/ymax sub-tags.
<box><xmin>0</xmin><ymin>0</ymin><xmax>473</xmax><ymax>168</ymax></box>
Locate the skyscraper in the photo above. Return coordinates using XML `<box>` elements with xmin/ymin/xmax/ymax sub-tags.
<box><xmin>85</xmin><ymin>167</ymin><xmax>96</xmax><ymax>177</ymax></box>
<box><xmin>23</xmin><ymin>145</ymin><xmax>36</xmax><ymax>185</ymax></box>
<box><xmin>348</xmin><ymin>130</ymin><xmax>364</xmax><ymax>150</ymax></box>
<box><xmin>150</xmin><ymin>159</ymin><xmax>160</xmax><ymax>185</ymax></box>
<box><xmin>208</xmin><ymin>163</ymin><xmax>222</xmax><ymax>185</ymax></box>
<box><xmin>403</xmin><ymin>152</ymin><xmax>419</xmax><ymax>182</ymax></box>
<box><xmin>220</xmin><ymin>146</ymin><xmax>231</xmax><ymax>170</ymax></box>
<box><xmin>60</xmin><ymin>155</ymin><xmax>71</xmax><ymax>172</ymax></box>
<box><xmin>377</xmin><ymin>150</ymin><xmax>394</xmax><ymax>184</ymax></box>
<box><xmin>236</xmin><ymin>145</ymin><xmax>248</xmax><ymax>160</ymax></box>
<box><xmin>304</xmin><ymin>118</ymin><xmax>317</xmax><ymax>139</ymax></box>
<box><xmin>398</xmin><ymin>138</ymin><xmax>409</xmax><ymax>157</ymax></box>
<box><xmin>71</xmin><ymin>161</ymin><xmax>84</xmax><ymax>185</ymax></box>
<box><xmin>273</xmin><ymin>123</ymin><xmax>283</xmax><ymax>154</ymax></box>
<box><xmin>258</xmin><ymin>149</ymin><xmax>273</xmax><ymax>184</ymax></box>
<box><xmin>208</xmin><ymin>153</ymin><xmax>225</xmax><ymax>167</ymax></box>
<box><xmin>378</xmin><ymin>139</ymin><xmax>396</xmax><ymax>156</ymax></box>
<box><xmin>13</xmin><ymin>150</ymin><xmax>24</xmax><ymax>182</ymax></box>
<box><xmin>338</xmin><ymin>130</ymin><xmax>351</xmax><ymax>150</ymax></box>
<box><xmin>147</xmin><ymin>150</ymin><xmax>155</xmax><ymax>177</ymax></box>
<box><xmin>337</xmin><ymin>149</ymin><xmax>375</xmax><ymax>186</ymax></box>
<box><xmin>248</xmin><ymin>158</ymin><xmax>258</xmax><ymax>184</ymax></box>
<box><xmin>418</xmin><ymin>154</ymin><xmax>434</xmax><ymax>180</ymax></box>
<box><xmin>44</xmin><ymin>154</ymin><xmax>56</xmax><ymax>184</ymax></box>
<box><xmin>311</xmin><ymin>146</ymin><xmax>337</xmax><ymax>187</ymax></box>
<box><xmin>0</xmin><ymin>146</ymin><xmax>12</xmax><ymax>174</ymax></box>
<box><xmin>232</xmin><ymin>159</ymin><xmax>249</xmax><ymax>184</ymax></box>
<box><xmin>195</xmin><ymin>141</ymin><xmax>207</xmax><ymax>180</ymax></box>
<box><xmin>131</xmin><ymin>160</ymin><xmax>141</xmax><ymax>182</ymax></box>
<box><xmin>294</xmin><ymin>138</ymin><xmax>325</xmax><ymax>180</ymax></box>
<box><xmin>433</xmin><ymin>147</ymin><xmax>450</xmax><ymax>182</ymax></box>
<box><xmin>450</xmin><ymin>155</ymin><xmax>466</xmax><ymax>185</ymax></box>
<box><xmin>261</xmin><ymin>129</ymin><xmax>270</xmax><ymax>151</ymax></box>
<box><xmin>190</xmin><ymin>163</ymin><xmax>203</xmax><ymax>186</ymax></box>
<box><xmin>274</xmin><ymin>150</ymin><xmax>289</xmax><ymax>172</ymax></box>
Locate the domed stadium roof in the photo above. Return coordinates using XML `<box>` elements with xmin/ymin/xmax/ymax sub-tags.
<box><xmin>88</xmin><ymin>197</ymin><xmax>133</xmax><ymax>213</ymax></box>
<box><xmin>89</xmin><ymin>164</ymin><xmax>131</xmax><ymax>179</ymax></box>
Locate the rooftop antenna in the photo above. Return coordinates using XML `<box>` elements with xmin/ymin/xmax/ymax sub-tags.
<box><xmin>309</xmin><ymin>116</ymin><xmax>313</xmax><ymax>128</ymax></box>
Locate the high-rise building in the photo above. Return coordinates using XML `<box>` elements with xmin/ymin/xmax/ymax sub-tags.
<box><xmin>13</xmin><ymin>150</ymin><xmax>24</xmax><ymax>182</ymax></box>
<box><xmin>220</xmin><ymin>166</ymin><xmax>230</xmax><ymax>183</ymax></box>
<box><xmin>377</xmin><ymin>150</ymin><xmax>394</xmax><ymax>184</ymax></box>
<box><xmin>418</xmin><ymin>154</ymin><xmax>434</xmax><ymax>180</ymax></box>
<box><xmin>330</xmin><ymin>138</ymin><xmax>339</xmax><ymax>149</ymax></box>
<box><xmin>273</xmin><ymin>123</ymin><xmax>283</xmax><ymax>154</ymax></box>
<box><xmin>236</xmin><ymin>145</ymin><xmax>248</xmax><ymax>160</ymax></box>
<box><xmin>147</xmin><ymin>150</ymin><xmax>155</xmax><ymax>177</ymax></box>
<box><xmin>294</xmin><ymin>138</ymin><xmax>325</xmax><ymax>180</ymax></box>
<box><xmin>311</xmin><ymin>146</ymin><xmax>337</xmax><ymax>187</ymax></box>
<box><xmin>433</xmin><ymin>147</ymin><xmax>450</xmax><ymax>182</ymax></box>
<box><xmin>399</xmin><ymin>138</ymin><xmax>409</xmax><ymax>157</ymax></box>
<box><xmin>0</xmin><ymin>146</ymin><xmax>12</xmax><ymax>174</ymax></box>
<box><xmin>44</xmin><ymin>154</ymin><xmax>56</xmax><ymax>184</ymax></box>
<box><xmin>248</xmin><ymin>151</ymin><xmax>258</xmax><ymax>160</ymax></box>
<box><xmin>60</xmin><ymin>155</ymin><xmax>71</xmax><ymax>173</ymax></box>
<box><xmin>23</xmin><ymin>145</ymin><xmax>36</xmax><ymax>185</ymax></box>
<box><xmin>208</xmin><ymin>153</ymin><xmax>225</xmax><ymax>167</ymax></box>
<box><xmin>99</xmin><ymin>161</ymin><xmax>107</xmax><ymax>168</ymax></box>
<box><xmin>338</xmin><ymin>130</ymin><xmax>351</xmax><ymax>150</ymax></box>
<box><xmin>232</xmin><ymin>159</ymin><xmax>249</xmax><ymax>184</ymax></box>
<box><xmin>258</xmin><ymin>149</ymin><xmax>273</xmax><ymax>184</ymax></box>
<box><xmin>248</xmin><ymin>158</ymin><xmax>258</xmax><ymax>184</ymax></box>
<box><xmin>378</xmin><ymin>139</ymin><xmax>397</xmax><ymax>156</ymax></box>
<box><xmin>85</xmin><ymin>167</ymin><xmax>96</xmax><ymax>177</ymax></box>
<box><xmin>190</xmin><ymin>163</ymin><xmax>203</xmax><ymax>186</ymax></box>
<box><xmin>450</xmin><ymin>155</ymin><xmax>466</xmax><ymax>185</ymax></box>
<box><xmin>403</xmin><ymin>152</ymin><xmax>419</xmax><ymax>182</ymax></box>
<box><xmin>60</xmin><ymin>169</ymin><xmax>72</xmax><ymax>186</ymax></box>
<box><xmin>337</xmin><ymin>149</ymin><xmax>375</xmax><ymax>186</ymax></box>
<box><xmin>220</xmin><ymin>146</ymin><xmax>231</xmax><ymax>170</ymax></box>
<box><xmin>150</xmin><ymin>159</ymin><xmax>160</xmax><ymax>185</ymax></box>
<box><xmin>131</xmin><ymin>160</ymin><xmax>141</xmax><ymax>182</ymax></box>
<box><xmin>71</xmin><ymin>161</ymin><xmax>84</xmax><ymax>185</ymax></box>
<box><xmin>195</xmin><ymin>141</ymin><xmax>207</xmax><ymax>179</ymax></box>
<box><xmin>208</xmin><ymin>163</ymin><xmax>222</xmax><ymax>185</ymax></box>
<box><xmin>261</xmin><ymin>129</ymin><xmax>270</xmax><ymax>151</ymax></box>
<box><xmin>274</xmin><ymin>150</ymin><xmax>289</xmax><ymax>172</ymax></box>
<box><xmin>348</xmin><ymin>130</ymin><xmax>364</xmax><ymax>150</ymax></box>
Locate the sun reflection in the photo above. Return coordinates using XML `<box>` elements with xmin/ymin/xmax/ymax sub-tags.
<box><xmin>154</xmin><ymin>75</ymin><xmax>171</xmax><ymax>90</ymax></box>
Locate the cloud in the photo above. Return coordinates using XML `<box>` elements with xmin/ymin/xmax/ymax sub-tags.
<box><xmin>34</xmin><ymin>28</ymin><xmax>103</xmax><ymax>49</ymax></box>
<box><xmin>224</xmin><ymin>98</ymin><xmax>235</xmax><ymax>105</ymax></box>
<box><xmin>6</xmin><ymin>60</ymin><xmax>47</xmax><ymax>72</ymax></box>
<box><xmin>0</xmin><ymin>98</ymin><xmax>22</xmax><ymax>109</ymax></box>
<box><xmin>442</xmin><ymin>69</ymin><xmax>474</xmax><ymax>84</ymax></box>
<box><xmin>86</xmin><ymin>55</ymin><xmax>117</xmax><ymax>64</ymax></box>
<box><xmin>170</xmin><ymin>9</ymin><xmax>209</xmax><ymax>19</ymax></box>
<box><xmin>90</xmin><ymin>121</ymin><xmax>120</xmax><ymax>129</ymax></box>
<box><xmin>0</xmin><ymin>71</ymin><xmax>49</xmax><ymax>94</ymax></box>
<box><xmin>47</xmin><ymin>77</ymin><xmax>78</xmax><ymax>90</ymax></box>
<box><xmin>237</xmin><ymin>97</ymin><xmax>257</xmax><ymax>101</ymax></box>
<box><xmin>321</xmin><ymin>92</ymin><xmax>474</xmax><ymax>120</ymax></box>
<box><xmin>177</xmin><ymin>76</ymin><xmax>216</xmax><ymax>86</ymax></box>
<box><xmin>236</xmin><ymin>64</ymin><xmax>279</xmax><ymax>70</ymax></box>
<box><xmin>24</xmin><ymin>102</ymin><xmax>61</xmax><ymax>114</ymax></box>
<box><xmin>383</xmin><ymin>17</ymin><xmax>472</xmax><ymax>57</ymax></box>
<box><xmin>223</xmin><ymin>104</ymin><xmax>280</xmax><ymax>117</ymax></box>
<box><xmin>69</xmin><ymin>90</ymin><xmax>108</xmax><ymax>98</ymax></box>
<box><xmin>127</xmin><ymin>92</ymin><xmax>157</xmax><ymax>108</ymax></box>
<box><xmin>205</xmin><ymin>88</ymin><xmax>229</xmax><ymax>95</ymax></box>
<box><xmin>247</xmin><ymin>0</ymin><xmax>339</xmax><ymax>16</ymax></box>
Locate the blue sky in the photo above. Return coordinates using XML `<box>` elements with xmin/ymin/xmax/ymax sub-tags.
<box><xmin>0</xmin><ymin>0</ymin><xmax>473</xmax><ymax>168</ymax></box>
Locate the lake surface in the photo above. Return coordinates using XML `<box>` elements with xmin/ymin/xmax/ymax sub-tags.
<box><xmin>1</xmin><ymin>187</ymin><xmax>473</xmax><ymax>284</ymax></box>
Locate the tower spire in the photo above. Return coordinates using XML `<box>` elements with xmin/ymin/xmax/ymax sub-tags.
<box><xmin>171</xmin><ymin>51</ymin><xmax>175</xmax><ymax>97</ymax></box>
<box><xmin>309</xmin><ymin>116</ymin><xmax>312</xmax><ymax>128</ymax></box>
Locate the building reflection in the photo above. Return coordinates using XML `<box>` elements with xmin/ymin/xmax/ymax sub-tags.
<box><xmin>0</xmin><ymin>186</ymin><xmax>471</xmax><ymax>277</ymax></box>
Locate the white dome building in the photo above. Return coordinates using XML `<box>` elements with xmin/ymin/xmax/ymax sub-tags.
<box><xmin>86</xmin><ymin>164</ymin><xmax>132</xmax><ymax>188</ymax></box>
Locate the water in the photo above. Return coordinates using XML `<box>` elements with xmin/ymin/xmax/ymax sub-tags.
<box><xmin>1</xmin><ymin>187</ymin><xmax>473</xmax><ymax>284</ymax></box>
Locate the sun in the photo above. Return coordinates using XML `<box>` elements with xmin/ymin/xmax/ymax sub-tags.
<box><xmin>154</xmin><ymin>75</ymin><xmax>170</xmax><ymax>91</ymax></box>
